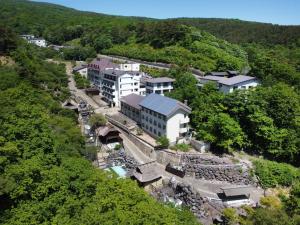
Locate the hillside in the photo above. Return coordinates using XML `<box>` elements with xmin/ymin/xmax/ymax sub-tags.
<box><xmin>0</xmin><ymin>0</ymin><xmax>299</xmax><ymax>83</ymax></box>
<box><xmin>170</xmin><ymin>18</ymin><xmax>300</xmax><ymax>46</ymax></box>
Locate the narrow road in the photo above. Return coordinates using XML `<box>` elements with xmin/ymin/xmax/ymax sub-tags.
<box><xmin>64</xmin><ymin>62</ymin><xmax>101</xmax><ymax>110</ymax></box>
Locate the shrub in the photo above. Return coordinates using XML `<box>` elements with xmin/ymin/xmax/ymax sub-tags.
<box><xmin>156</xmin><ymin>136</ymin><xmax>169</xmax><ymax>148</ymax></box>
<box><xmin>114</xmin><ymin>144</ymin><xmax>121</xmax><ymax>151</ymax></box>
<box><xmin>253</xmin><ymin>159</ymin><xmax>300</xmax><ymax>188</ymax></box>
<box><xmin>89</xmin><ymin>113</ymin><xmax>107</xmax><ymax>129</ymax></box>
<box><xmin>170</xmin><ymin>143</ymin><xmax>190</xmax><ymax>152</ymax></box>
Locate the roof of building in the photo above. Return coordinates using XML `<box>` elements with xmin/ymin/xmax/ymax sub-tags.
<box><xmin>220</xmin><ymin>186</ymin><xmax>251</xmax><ymax>197</ymax></box>
<box><xmin>132</xmin><ymin>162</ymin><xmax>161</xmax><ymax>183</ymax></box>
<box><xmin>104</xmin><ymin>69</ymin><xmax>142</xmax><ymax>77</ymax></box>
<box><xmin>88</xmin><ymin>58</ymin><xmax>119</xmax><ymax>71</ymax></box>
<box><xmin>73</xmin><ymin>64</ymin><xmax>87</xmax><ymax>71</ymax></box>
<box><xmin>201</xmin><ymin>75</ymin><xmax>257</xmax><ymax>86</ymax></box>
<box><xmin>207</xmin><ymin>72</ymin><xmax>229</xmax><ymax>76</ymax></box>
<box><xmin>146</xmin><ymin>77</ymin><xmax>175</xmax><ymax>83</ymax></box>
<box><xmin>207</xmin><ymin>71</ymin><xmax>239</xmax><ymax>77</ymax></box>
<box><xmin>120</xmin><ymin>93</ymin><xmax>145</xmax><ymax>110</ymax></box>
<box><xmin>62</xmin><ymin>99</ymin><xmax>78</xmax><ymax>110</ymax></box>
<box><xmin>95</xmin><ymin>125</ymin><xmax>119</xmax><ymax>137</ymax></box>
<box><xmin>139</xmin><ymin>93</ymin><xmax>191</xmax><ymax>117</ymax></box>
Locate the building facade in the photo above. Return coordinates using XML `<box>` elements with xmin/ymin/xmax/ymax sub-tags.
<box><xmin>145</xmin><ymin>77</ymin><xmax>175</xmax><ymax>95</ymax></box>
<box><xmin>198</xmin><ymin>75</ymin><xmax>259</xmax><ymax>94</ymax></box>
<box><xmin>120</xmin><ymin>94</ymin><xmax>144</xmax><ymax>123</ymax></box>
<box><xmin>120</xmin><ymin>93</ymin><xmax>191</xmax><ymax>145</ymax></box>
<box><xmin>87</xmin><ymin>58</ymin><xmax>118</xmax><ymax>90</ymax></box>
<box><xmin>102</xmin><ymin>70</ymin><xmax>143</xmax><ymax>107</ymax></box>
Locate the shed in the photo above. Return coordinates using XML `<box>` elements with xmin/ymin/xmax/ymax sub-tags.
<box><xmin>62</xmin><ymin>99</ymin><xmax>78</xmax><ymax>112</ymax></box>
<box><xmin>95</xmin><ymin>125</ymin><xmax>122</xmax><ymax>144</ymax></box>
<box><xmin>131</xmin><ymin>161</ymin><xmax>162</xmax><ymax>187</ymax></box>
<box><xmin>220</xmin><ymin>186</ymin><xmax>251</xmax><ymax>200</ymax></box>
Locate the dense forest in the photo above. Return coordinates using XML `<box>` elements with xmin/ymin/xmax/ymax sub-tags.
<box><xmin>0</xmin><ymin>28</ymin><xmax>199</xmax><ymax>224</ymax></box>
<box><xmin>0</xmin><ymin>0</ymin><xmax>300</xmax><ymax>224</ymax></box>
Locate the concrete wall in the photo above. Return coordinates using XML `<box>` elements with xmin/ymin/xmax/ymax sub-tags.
<box><xmin>190</xmin><ymin>139</ymin><xmax>211</xmax><ymax>153</ymax></box>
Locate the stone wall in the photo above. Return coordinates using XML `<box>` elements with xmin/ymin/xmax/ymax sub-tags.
<box><xmin>122</xmin><ymin>132</ymin><xmax>156</xmax><ymax>160</ymax></box>
<box><xmin>184</xmin><ymin>164</ymin><xmax>254</xmax><ymax>185</ymax></box>
<box><xmin>181</xmin><ymin>154</ymin><xmax>232</xmax><ymax>165</ymax></box>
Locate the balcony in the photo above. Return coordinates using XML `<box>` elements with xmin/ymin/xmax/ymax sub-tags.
<box><xmin>180</xmin><ymin>117</ymin><xmax>190</xmax><ymax>124</ymax></box>
<box><xmin>179</xmin><ymin>127</ymin><xmax>188</xmax><ymax>133</ymax></box>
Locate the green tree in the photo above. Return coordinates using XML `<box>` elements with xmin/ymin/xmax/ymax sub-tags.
<box><xmin>198</xmin><ymin>113</ymin><xmax>246</xmax><ymax>153</ymax></box>
<box><xmin>89</xmin><ymin>113</ymin><xmax>107</xmax><ymax>130</ymax></box>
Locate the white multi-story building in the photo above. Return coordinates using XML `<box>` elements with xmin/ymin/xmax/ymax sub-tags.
<box><xmin>120</xmin><ymin>93</ymin><xmax>191</xmax><ymax>145</ymax></box>
<box><xmin>120</xmin><ymin>63</ymin><xmax>140</xmax><ymax>72</ymax></box>
<box><xmin>145</xmin><ymin>77</ymin><xmax>175</xmax><ymax>95</ymax></box>
<box><xmin>88</xmin><ymin>58</ymin><xmax>119</xmax><ymax>90</ymax></box>
<box><xmin>29</xmin><ymin>38</ymin><xmax>47</xmax><ymax>47</ymax></box>
<box><xmin>20</xmin><ymin>35</ymin><xmax>47</xmax><ymax>47</ymax></box>
<box><xmin>198</xmin><ymin>75</ymin><xmax>259</xmax><ymax>93</ymax></box>
<box><xmin>102</xmin><ymin>70</ymin><xmax>143</xmax><ymax>107</ymax></box>
<box><xmin>87</xmin><ymin>58</ymin><xmax>141</xmax><ymax>91</ymax></box>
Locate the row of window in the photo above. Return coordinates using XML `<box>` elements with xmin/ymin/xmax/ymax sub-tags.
<box><xmin>142</xmin><ymin>123</ymin><xmax>162</xmax><ymax>136</ymax></box>
<box><xmin>146</xmin><ymin>82</ymin><xmax>172</xmax><ymax>87</ymax></box>
<box><xmin>142</xmin><ymin>115</ymin><xmax>166</xmax><ymax>130</ymax></box>
<box><xmin>141</xmin><ymin>108</ymin><xmax>167</xmax><ymax>121</ymax></box>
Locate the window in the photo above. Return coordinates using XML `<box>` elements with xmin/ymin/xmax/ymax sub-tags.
<box><xmin>158</xmin><ymin>114</ymin><xmax>161</xmax><ymax>119</ymax></box>
<box><xmin>158</xmin><ymin>123</ymin><xmax>161</xmax><ymax>128</ymax></box>
<box><xmin>163</xmin><ymin>125</ymin><xmax>166</xmax><ymax>130</ymax></box>
<box><xmin>150</xmin><ymin>127</ymin><xmax>152</xmax><ymax>132</ymax></box>
<box><xmin>154</xmin><ymin>112</ymin><xmax>157</xmax><ymax>117</ymax></box>
<box><xmin>158</xmin><ymin>131</ymin><xmax>161</xmax><ymax>136</ymax></box>
<box><xmin>146</xmin><ymin>125</ymin><xmax>148</xmax><ymax>129</ymax></box>
<box><xmin>154</xmin><ymin>120</ymin><xmax>157</xmax><ymax>126</ymax></box>
<box><xmin>149</xmin><ymin>118</ymin><xmax>152</xmax><ymax>124</ymax></box>
<box><xmin>154</xmin><ymin>129</ymin><xmax>157</xmax><ymax>134</ymax></box>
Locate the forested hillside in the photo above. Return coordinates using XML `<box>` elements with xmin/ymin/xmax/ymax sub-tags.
<box><xmin>171</xmin><ymin>18</ymin><xmax>300</xmax><ymax>46</ymax></box>
<box><xmin>0</xmin><ymin>27</ymin><xmax>198</xmax><ymax>224</ymax></box>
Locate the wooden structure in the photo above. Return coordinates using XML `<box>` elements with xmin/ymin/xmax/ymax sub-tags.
<box><xmin>131</xmin><ymin>161</ymin><xmax>162</xmax><ymax>187</ymax></box>
<box><xmin>165</xmin><ymin>163</ymin><xmax>185</xmax><ymax>178</ymax></box>
<box><xmin>95</xmin><ymin>125</ymin><xmax>122</xmax><ymax>144</ymax></box>
<box><xmin>62</xmin><ymin>99</ymin><xmax>78</xmax><ymax>112</ymax></box>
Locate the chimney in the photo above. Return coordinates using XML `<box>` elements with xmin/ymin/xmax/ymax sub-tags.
<box><xmin>184</xmin><ymin>100</ymin><xmax>188</xmax><ymax>105</ymax></box>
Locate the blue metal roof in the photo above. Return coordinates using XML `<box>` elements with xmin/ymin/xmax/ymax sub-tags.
<box><xmin>139</xmin><ymin>93</ymin><xmax>191</xmax><ymax>116</ymax></box>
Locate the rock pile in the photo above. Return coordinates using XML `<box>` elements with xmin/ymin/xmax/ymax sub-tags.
<box><xmin>174</xmin><ymin>183</ymin><xmax>208</xmax><ymax>218</ymax></box>
<box><xmin>184</xmin><ymin>164</ymin><xmax>254</xmax><ymax>185</ymax></box>
<box><xmin>107</xmin><ymin>151</ymin><xmax>138</xmax><ymax>170</ymax></box>
<box><xmin>181</xmin><ymin>154</ymin><xmax>232</xmax><ymax>165</ymax></box>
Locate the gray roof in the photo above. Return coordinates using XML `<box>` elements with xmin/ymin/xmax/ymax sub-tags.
<box><xmin>208</xmin><ymin>72</ymin><xmax>228</xmax><ymax>76</ymax></box>
<box><xmin>146</xmin><ymin>77</ymin><xmax>175</xmax><ymax>83</ymax></box>
<box><xmin>220</xmin><ymin>186</ymin><xmax>251</xmax><ymax>197</ymax></box>
<box><xmin>132</xmin><ymin>162</ymin><xmax>161</xmax><ymax>183</ymax></box>
<box><xmin>88</xmin><ymin>58</ymin><xmax>119</xmax><ymax>71</ymax></box>
<box><xmin>201</xmin><ymin>75</ymin><xmax>257</xmax><ymax>86</ymax></box>
<box><xmin>207</xmin><ymin>71</ymin><xmax>239</xmax><ymax>77</ymax></box>
<box><xmin>139</xmin><ymin>93</ymin><xmax>191</xmax><ymax>117</ymax></box>
<box><xmin>73</xmin><ymin>64</ymin><xmax>87</xmax><ymax>71</ymax></box>
<box><xmin>120</xmin><ymin>93</ymin><xmax>145</xmax><ymax>110</ymax></box>
<box><xmin>104</xmin><ymin>69</ymin><xmax>142</xmax><ymax>77</ymax></box>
